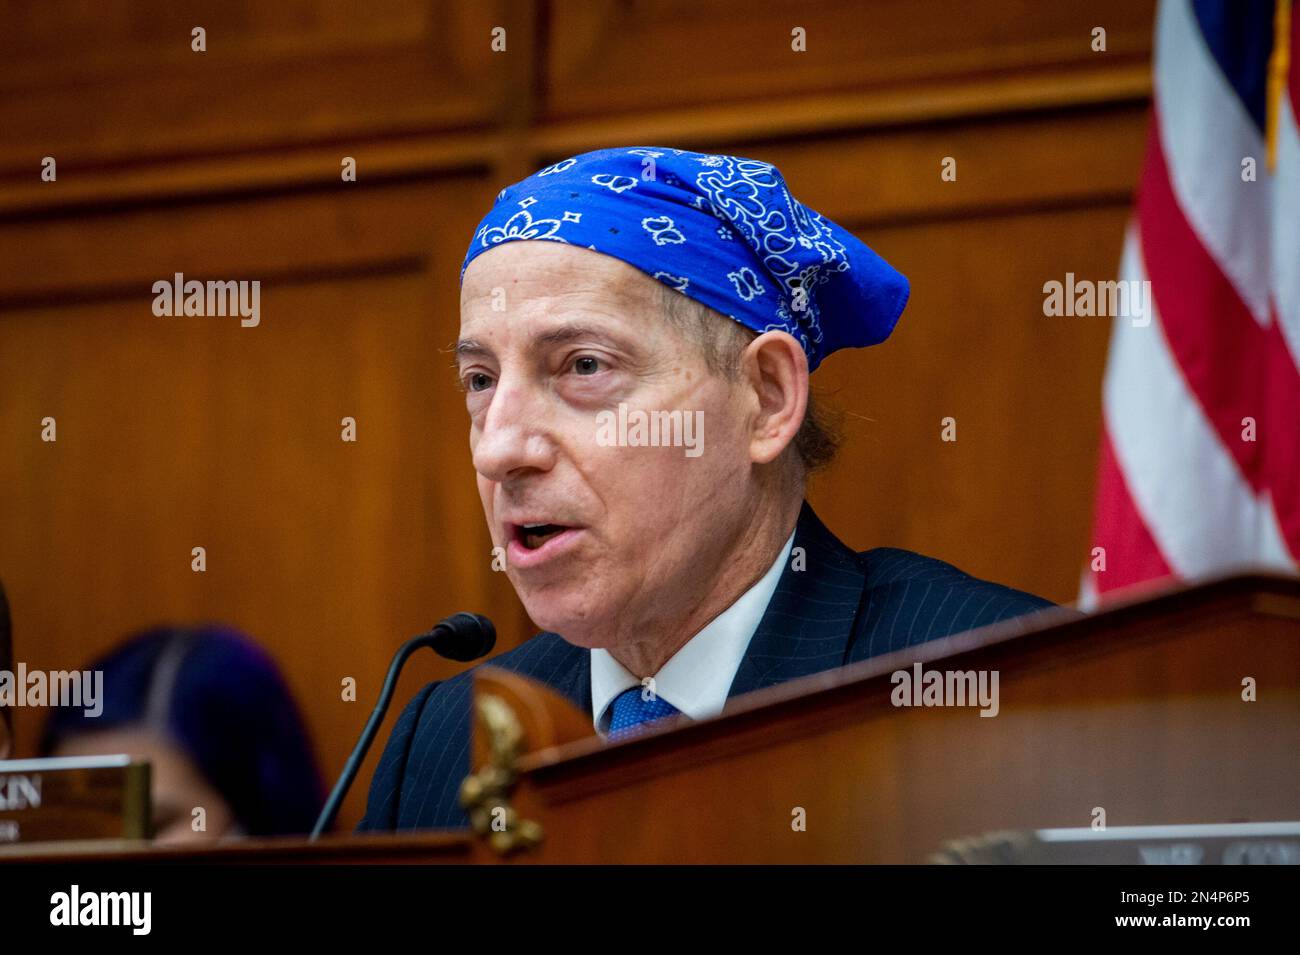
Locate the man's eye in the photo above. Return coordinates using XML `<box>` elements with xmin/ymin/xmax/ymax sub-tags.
<box><xmin>573</xmin><ymin>356</ymin><xmax>601</xmax><ymax>375</ymax></box>
<box><xmin>466</xmin><ymin>372</ymin><xmax>494</xmax><ymax>392</ymax></box>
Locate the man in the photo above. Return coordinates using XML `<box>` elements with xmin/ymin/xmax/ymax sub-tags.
<box><xmin>359</xmin><ymin>147</ymin><xmax>1052</xmax><ymax>831</ymax></box>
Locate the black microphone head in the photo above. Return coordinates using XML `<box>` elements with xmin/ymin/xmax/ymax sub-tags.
<box><xmin>431</xmin><ymin>612</ymin><xmax>496</xmax><ymax>662</ymax></box>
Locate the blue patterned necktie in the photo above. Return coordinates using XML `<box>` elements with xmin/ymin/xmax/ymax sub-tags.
<box><xmin>608</xmin><ymin>685</ymin><xmax>681</xmax><ymax>741</ymax></box>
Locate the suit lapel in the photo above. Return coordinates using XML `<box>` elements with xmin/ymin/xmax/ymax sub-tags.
<box><xmin>552</xmin><ymin>645</ymin><xmax>592</xmax><ymax>713</ymax></box>
<box><xmin>726</xmin><ymin>500</ymin><xmax>868</xmax><ymax>699</ymax></box>
<box><xmin>517</xmin><ymin>634</ymin><xmax>592</xmax><ymax>714</ymax></box>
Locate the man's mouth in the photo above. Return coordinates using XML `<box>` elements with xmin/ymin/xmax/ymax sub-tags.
<box><xmin>516</xmin><ymin>523</ymin><xmax>568</xmax><ymax>551</ymax></box>
<box><xmin>502</xmin><ymin>519</ymin><xmax>586</xmax><ymax>568</ymax></box>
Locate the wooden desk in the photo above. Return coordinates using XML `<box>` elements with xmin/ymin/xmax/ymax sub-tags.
<box><xmin>5</xmin><ymin>572</ymin><xmax>1298</xmax><ymax>864</ymax></box>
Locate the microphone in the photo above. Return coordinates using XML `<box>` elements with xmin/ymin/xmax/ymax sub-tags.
<box><xmin>309</xmin><ymin>612</ymin><xmax>496</xmax><ymax>840</ymax></box>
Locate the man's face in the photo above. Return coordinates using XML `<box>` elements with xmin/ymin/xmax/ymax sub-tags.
<box><xmin>458</xmin><ymin>241</ymin><xmax>758</xmax><ymax>648</ymax></box>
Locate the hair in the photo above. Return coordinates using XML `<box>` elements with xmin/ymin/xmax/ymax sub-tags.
<box><xmin>40</xmin><ymin>625</ymin><xmax>326</xmax><ymax>837</ymax></box>
<box><xmin>657</xmin><ymin>283</ymin><xmax>841</xmax><ymax>474</ymax></box>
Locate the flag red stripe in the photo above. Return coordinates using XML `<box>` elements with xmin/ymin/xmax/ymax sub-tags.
<box><xmin>1090</xmin><ymin>423</ymin><xmax>1175</xmax><ymax>594</ymax></box>
<box><xmin>1290</xmin><ymin>0</ymin><xmax>1299</xmax><ymax>106</ymax></box>
<box><xmin>1138</xmin><ymin>116</ymin><xmax>1300</xmax><ymax>508</ymax></box>
<box><xmin>1263</xmin><ymin>314</ymin><xmax>1300</xmax><ymax>555</ymax></box>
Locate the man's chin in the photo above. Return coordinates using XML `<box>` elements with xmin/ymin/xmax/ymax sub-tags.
<box><xmin>516</xmin><ymin>589</ymin><xmax>612</xmax><ymax>648</ymax></box>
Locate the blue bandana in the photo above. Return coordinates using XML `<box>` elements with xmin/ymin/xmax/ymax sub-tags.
<box><xmin>460</xmin><ymin>146</ymin><xmax>908</xmax><ymax>371</ymax></box>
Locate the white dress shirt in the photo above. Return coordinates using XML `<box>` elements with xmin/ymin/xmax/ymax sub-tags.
<box><xmin>589</xmin><ymin>529</ymin><xmax>796</xmax><ymax>736</ymax></box>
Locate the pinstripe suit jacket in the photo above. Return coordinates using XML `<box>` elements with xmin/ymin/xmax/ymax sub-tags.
<box><xmin>357</xmin><ymin>501</ymin><xmax>1053</xmax><ymax>832</ymax></box>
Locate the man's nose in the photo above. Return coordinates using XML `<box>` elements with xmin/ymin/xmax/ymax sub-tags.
<box><xmin>472</xmin><ymin>379</ymin><xmax>556</xmax><ymax>482</ymax></box>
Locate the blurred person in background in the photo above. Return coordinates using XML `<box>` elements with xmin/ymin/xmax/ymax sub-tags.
<box><xmin>41</xmin><ymin>625</ymin><xmax>325</xmax><ymax>844</ymax></box>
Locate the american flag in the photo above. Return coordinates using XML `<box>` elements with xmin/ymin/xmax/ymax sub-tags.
<box><xmin>1082</xmin><ymin>0</ymin><xmax>1300</xmax><ymax>607</ymax></box>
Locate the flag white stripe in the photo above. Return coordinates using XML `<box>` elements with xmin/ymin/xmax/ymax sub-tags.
<box><xmin>1154</xmin><ymin>0</ymin><xmax>1274</xmax><ymax>328</ymax></box>
<box><xmin>1103</xmin><ymin>226</ymin><xmax>1296</xmax><ymax>577</ymax></box>
<box><xmin>1271</xmin><ymin>84</ymin><xmax>1300</xmax><ymax>367</ymax></box>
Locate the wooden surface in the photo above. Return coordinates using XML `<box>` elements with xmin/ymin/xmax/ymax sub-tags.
<box><xmin>0</xmin><ymin>0</ymin><xmax>1155</xmax><ymax>831</ymax></box>
<box><xmin>0</xmin><ymin>831</ymin><xmax>476</xmax><ymax>865</ymax></box>
<box><xmin>466</xmin><ymin>573</ymin><xmax>1299</xmax><ymax>862</ymax></box>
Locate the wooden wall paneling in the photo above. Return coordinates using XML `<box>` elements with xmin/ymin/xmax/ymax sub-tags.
<box><xmin>542</xmin><ymin>0</ymin><xmax>1156</xmax><ymax>119</ymax></box>
<box><xmin>747</xmin><ymin>105</ymin><xmax>1148</xmax><ymax>603</ymax></box>
<box><xmin>807</xmin><ymin>201</ymin><xmax>1127</xmax><ymax>606</ymax></box>
<box><xmin>0</xmin><ymin>0</ymin><xmax>510</xmax><ymax>175</ymax></box>
<box><xmin>0</xmin><ymin>175</ymin><xmax>535</xmax><ymax>828</ymax></box>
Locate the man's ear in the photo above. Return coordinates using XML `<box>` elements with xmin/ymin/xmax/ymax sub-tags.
<box><xmin>741</xmin><ymin>331</ymin><xmax>809</xmax><ymax>465</ymax></box>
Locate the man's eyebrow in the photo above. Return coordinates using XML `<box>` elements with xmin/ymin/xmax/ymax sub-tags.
<box><xmin>533</xmin><ymin>324</ymin><xmax>624</xmax><ymax>349</ymax></box>
<box><xmin>455</xmin><ymin>324</ymin><xmax>630</xmax><ymax>360</ymax></box>
<box><xmin>454</xmin><ymin>338</ymin><xmax>490</xmax><ymax>359</ymax></box>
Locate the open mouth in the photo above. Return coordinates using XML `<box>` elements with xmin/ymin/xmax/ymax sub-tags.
<box><xmin>515</xmin><ymin>523</ymin><xmax>569</xmax><ymax>551</ymax></box>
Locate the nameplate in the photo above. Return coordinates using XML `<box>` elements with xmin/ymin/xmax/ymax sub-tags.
<box><xmin>0</xmin><ymin>755</ymin><xmax>150</xmax><ymax>844</ymax></box>
<box><xmin>934</xmin><ymin>821</ymin><xmax>1300</xmax><ymax>864</ymax></box>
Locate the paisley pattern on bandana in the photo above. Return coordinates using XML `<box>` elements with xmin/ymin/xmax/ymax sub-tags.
<box><xmin>460</xmin><ymin>146</ymin><xmax>909</xmax><ymax>371</ymax></box>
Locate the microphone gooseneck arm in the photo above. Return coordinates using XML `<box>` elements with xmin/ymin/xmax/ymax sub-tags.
<box><xmin>309</xmin><ymin>612</ymin><xmax>495</xmax><ymax>840</ymax></box>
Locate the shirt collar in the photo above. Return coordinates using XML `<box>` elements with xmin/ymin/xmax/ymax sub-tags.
<box><xmin>589</xmin><ymin>529</ymin><xmax>796</xmax><ymax>736</ymax></box>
